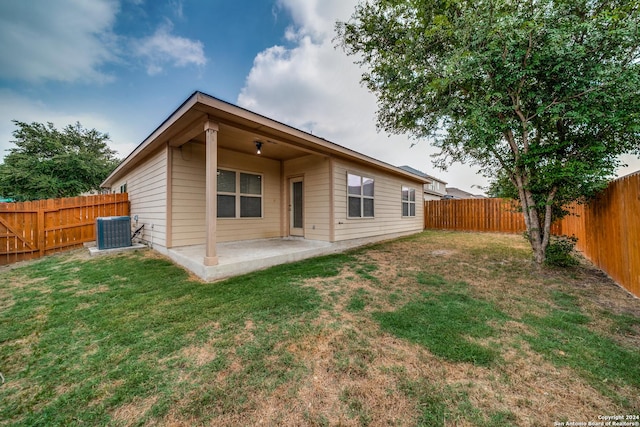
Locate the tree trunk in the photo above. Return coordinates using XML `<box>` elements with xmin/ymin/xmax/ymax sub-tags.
<box><xmin>518</xmin><ymin>187</ymin><xmax>549</xmax><ymax>266</ymax></box>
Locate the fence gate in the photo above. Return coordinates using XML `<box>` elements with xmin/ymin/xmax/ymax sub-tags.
<box><xmin>0</xmin><ymin>207</ymin><xmax>39</xmax><ymax>264</ymax></box>
<box><xmin>0</xmin><ymin>194</ymin><xmax>129</xmax><ymax>265</ymax></box>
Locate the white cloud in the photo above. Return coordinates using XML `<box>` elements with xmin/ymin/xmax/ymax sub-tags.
<box><xmin>0</xmin><ymin>90</ymin><xmax>138</xmax><ymax>160</ymax></box>
<box><xmin>170</xmin><ymin>0</ymin><xmax>185</xmax><ymax>20</ymax></box>
<box><xmin>132</xmin><ymin>21</ymin><xmax>206</xmax><ymax>76</ymax></box>
<box><xmin>0</xmin><ymin>0</ymin><xmax>119</xmax><ymax>83</ymax></box>
<box><xmin>0</xmin><ymin>1</ymin><xmax>207</xmax><ymax>83</ymax></box>
<box><xmin>239</xmin><ymin>0</ymin><xmax>488</xmax><ymax>193</ymax></box>
<box><xmin>277</xmin><ymin>0</ymin><xmax>355</xmax><ymax>42</ymax></box>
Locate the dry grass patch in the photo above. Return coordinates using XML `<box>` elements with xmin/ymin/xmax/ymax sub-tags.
<box><xmin>74</xmin><ymin>283</ymin><xmax>109</xmax><ymax>296</ymax></box>
<box><xmin>180</xmin><ymin>344</ymin><xmax>217</xmax><ymax>367</ymax></box>
<box><xmin>112</xmin><ymin>395</ymin><xmax>158</xmax><ymax>425</ymax></box>
<box><xmin>328</xmin><ymin>231</ymin><xmax>639</xmax><ymax>424</ymax></box>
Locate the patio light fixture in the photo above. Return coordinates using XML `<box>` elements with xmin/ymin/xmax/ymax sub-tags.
<box><xmin>255</xmin><ymin>141</ymin><xmax>263</xmax><ymax>155</ymax></box>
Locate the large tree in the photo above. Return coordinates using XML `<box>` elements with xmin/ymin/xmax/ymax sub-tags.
<box><xmin>337</xmin><ymin>0</ymin><xmax>640</xmax><ymax>264</ymax></box>
<box><xmin>0</xmin><ymin>121</ymin><xmax>119</xmax><ymax>201</ymax></box>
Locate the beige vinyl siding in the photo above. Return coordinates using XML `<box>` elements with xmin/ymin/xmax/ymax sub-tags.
<box><xmin>170</xmin><ymin>143</ymin><xmax>283</xmax><ymax>245</ymax></box>
<box><xmin>113</xmin><ymin>146</ymin><xmax>168</xmax><ymax>248</ymax></box>
<box><xmin>333</xmin><ymin>159</ymin><xmax>424</xmax><ymax>241</ymax></box>
<box><xmin>283</xmin><ymin>155</ymin><xmax>331</xmax><ymax>241</ymax></box>
<box><xmin>171</xmin><ymin>142</ymin><xmax>206</xmax><ymax>246</ymax></box>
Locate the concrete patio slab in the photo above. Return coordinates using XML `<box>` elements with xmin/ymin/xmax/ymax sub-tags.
<box><xmin>167</xmin><ymin>231</ymin><xmax>415</xmax><ymax>281</ymax></box>
<box><xmin>88</xmin><ymin>243</ymin><xmax>148</xmax><ymax>257</ymax></box>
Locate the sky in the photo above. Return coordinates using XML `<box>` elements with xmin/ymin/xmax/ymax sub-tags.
<box><xmin>1</xmin><ymin>0</ymin><xmax>638</xmax><ymax>195</ymax></box>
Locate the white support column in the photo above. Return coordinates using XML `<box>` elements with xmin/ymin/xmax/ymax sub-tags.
<box><xmin>204</xmin><ymin>120</ymin><xmax>219</xmax><ymax>266</ymax></box>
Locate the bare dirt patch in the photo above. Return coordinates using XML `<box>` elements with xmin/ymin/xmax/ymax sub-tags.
<box><xmin>60</xmin><ymin>248</ymin><xmax>92</xmax><ymax>264</ymax></box>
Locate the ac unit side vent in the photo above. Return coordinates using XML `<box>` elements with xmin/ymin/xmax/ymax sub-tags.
<box><xmin>96</xmin><ymin>216</ymin><xmax>132</xmax><ymax>250</ymax></box>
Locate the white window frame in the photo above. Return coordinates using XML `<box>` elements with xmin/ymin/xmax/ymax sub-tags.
<box><xmin>347</xmin><ymin>173</ymin><xmax>375</xmax><ymax>218</ymax></box>
<box><xmin>402</xmin><ymin>186</ymin><xmax>416</xmax><ymax>217</ymax></box>
<box><xmin>217</xmin><ymin>169</ymin><xmax>263</xmax><ymax>219</ymax></box>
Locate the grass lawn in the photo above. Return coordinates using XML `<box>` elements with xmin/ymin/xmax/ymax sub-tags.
<box><xmin>1</xmin><ymin>231</ymin><xmax>639</xmax><ymax>426</ymax></box>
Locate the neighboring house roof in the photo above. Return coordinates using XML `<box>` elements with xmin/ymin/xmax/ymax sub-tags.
<box><xmin>445</xmin><ymin>187</ymin><xmax>487</xmax><ymax>199</ymax></box>
<box><xmin>398</xmin><ymin>165</ymin><xmax>446</xmax><ymax>197</ymax></box>
<box><xmin>102</xmin><ymin>91</ymin><xmax>430</xmax><ymax>188</ymax></box>
<box><xmin>397</xmin><ymin>165</ymin><xmax>446</xmax><ymax>185</ymax></box>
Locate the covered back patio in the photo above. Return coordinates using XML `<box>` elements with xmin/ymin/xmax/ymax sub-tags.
<box><xmin>166</xmin><ymin>232</ymin><xmax>413</xmax><ymax>281</ymax></box>
<box><xmin>101</xmin><ymin>92</ymin><xmax>428</xmax><ymax>281</ymax></box>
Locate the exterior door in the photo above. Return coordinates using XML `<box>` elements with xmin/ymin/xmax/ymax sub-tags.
<box><xmin>290</xmin><ymin>178</ymin><xmax>304</xmax><ymax>236</ymax></box>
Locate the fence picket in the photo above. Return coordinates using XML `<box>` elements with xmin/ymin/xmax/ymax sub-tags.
<box><xmin>0</xmin><ymin>194</ymin><xmax>130</xmax><ymax>265</ymax></box>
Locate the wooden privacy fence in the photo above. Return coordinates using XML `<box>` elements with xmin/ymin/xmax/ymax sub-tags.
<box><xmin>424</xmin><ymin>197</ymin><xmax>563</xmax><ymax>234</ymax></box>
<box><xmin>0</xmin><ymin>193</ymin><xmax>129</xmax><ymax>265</ymax></box>
<box><xmin>424</xmin><ymin>198</ymin><xmax>527</xmax><ymax>233</ymax></box>
<box><xmin>555</xmin><ymin>173</ymin><xmax>640</xmax><ymax>298</ymax></box>
<box><xmin>424</xmin><ymin>172</ymin><xmax>640</xmax><ymax>297</ymax></box>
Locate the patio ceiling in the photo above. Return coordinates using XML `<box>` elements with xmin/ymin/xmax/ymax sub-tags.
<box><xmin>191</xmin><ymin>122</ymin><xmax>316</xmax><ymax>162</ymax></box>
<box><xmin>158</xmin><ymin>99</ymin><xmax>330</xmax><ymax>162</ymax></box>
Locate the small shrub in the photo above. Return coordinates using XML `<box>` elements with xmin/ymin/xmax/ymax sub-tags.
<box><xmin>545</xmin><ymin>236</ymin><xmax>578</xmax><ymax>267</ymax></box>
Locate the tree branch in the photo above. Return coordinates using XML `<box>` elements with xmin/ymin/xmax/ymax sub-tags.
<box><xmin>526</xmin><ymin>87</ymin><xmax>601</xmax><ymax>122</ymax></box>
<box><xmin>502</xmin><ymin>128</ymin><xmax>521</xmax><ymax>161</ymax></box>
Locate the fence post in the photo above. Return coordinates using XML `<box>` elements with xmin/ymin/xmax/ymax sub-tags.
<box><xmin>37</xmin><ymin>200</ymin><xmax>45</xmax><ymax>258</ymax></box>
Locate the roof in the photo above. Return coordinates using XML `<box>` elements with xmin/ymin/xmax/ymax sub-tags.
<box><xmin>445</xmin><ymin>187</ymin><xmax>487</xmax><ymax>199</ymax></box>
<box><xmin>102</xmin><ymin>92</ymin><xmax>430</xmax><ymax>187</ymax></box>
<box><xmin>398</xmin><ymin>165</ymin><xmax>447</xmax><ymax>184</ymax></box>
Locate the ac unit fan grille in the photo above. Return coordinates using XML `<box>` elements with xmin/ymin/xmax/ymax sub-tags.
<box><xmin>96</xmin><ymin>216</ymin><xmax>132</xmax><ymax>250</ymax></box>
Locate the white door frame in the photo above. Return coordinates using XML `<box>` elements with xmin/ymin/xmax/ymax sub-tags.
<box><xmin>289</xmin><ymin>177</ymin><xmax>304</xmax><ymax>237</ymax></box>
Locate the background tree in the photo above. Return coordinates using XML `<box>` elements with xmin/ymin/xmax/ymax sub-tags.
<box><xmin>486</xmin><ymin>171</ymin><xmax>518</xmax><ymax>199</ymax></box>
<box><xmin>0</xmin><ymin>121</ymin><xmax>119</xmax><ymax>201</ymax></box>
<box><xmin>337</xmin><ymin>0</ymin><xmax>640</xmax><ymax>264</ymax></box>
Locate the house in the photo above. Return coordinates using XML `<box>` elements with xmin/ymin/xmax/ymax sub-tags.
<box><xmin>444</xmin><ymin>187</ymin><xmax>487</xmax><ymax>199</ymax></box>
<box><xmin>398</xmin><ymin>166</ymin><xmax>447</xmax><ymax>200</ymax></box>
<box><xmin>101</xmin><ymin>92</ymin><xmax>429</xmax><ymax>280</ymax></box>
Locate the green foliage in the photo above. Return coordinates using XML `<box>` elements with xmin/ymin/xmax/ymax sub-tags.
<box><xmin>0</xmin><ymin>120</ymin><xmax>119</xmax><ymax>201</ymax></box>
<box><xmin>337</xmin><ymin>0</ymin><xmax>640</xmax><ymax>262</ymax></box>
<box><xmin>397</xmin><ymin>378</ymin><xmax>448</xmax><ymax>425</ymax></box>
<box><xmin>523</xmin><ymin>293</ymin><xmax>640</xmax><ymax>404</ymax></box>
<box><xmin>0</xmin><ymin>251</ymin><xmax>329</xmax><ymax>425</ymax></box>
<box><xmin>545</xmin><ymin>235</ymin><xmax>579</xmax><ymax>267</ymax></box>
<box><xmin>486</xmin><ymin>171</ymin><xmax>519</xmax><ymax>199</ymax></box>
<box><xmin>605</xmin><ymin>311</ymin><xmax>640</xmax><ymax>336</ymax></box>
<box><xmin>374</xmin><ymin>280</ymin><xmax>507</xmax><ymax>366</ymax></box>
<box><xmin>346</xmin><ymin>288</ymin><xmax>370</xmax><ymax>312</ymax></box>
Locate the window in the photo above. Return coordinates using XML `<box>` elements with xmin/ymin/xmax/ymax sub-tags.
<box><xmin>217</xmin><ymin>169</ymin><xmax>262</xmax><ymax>218</ymax></box>
<box><xmin>427</xmin><ymin>181</ymin><xmax>441</xmax><ymax>191</ymax></box>
<box><xmin>402</xmin><ymin>186</ymin><xmax>416</xmax><ymax>217</ymax></box>
<box><xmin>119</xmin><ymin>183</ymin><xmax>127</xmax><ymax>193</ymax></box>
<box><xmin>347</xmin><ymin>173</ymin><xmax>374</xmax><ymax>218</ymax></box>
